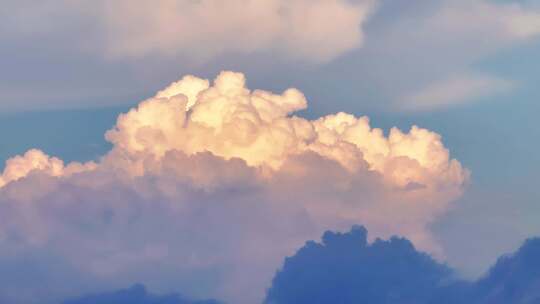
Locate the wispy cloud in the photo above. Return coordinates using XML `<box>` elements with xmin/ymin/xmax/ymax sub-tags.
<box><xmin>401</xmin><ymin>73</ymin><xmax>515</xmax><ymax>111</ymax></box>
<box><xmin>0</xmin><ymin>0</ymin><xmax>376</xmax><ymax>63</ymax></box>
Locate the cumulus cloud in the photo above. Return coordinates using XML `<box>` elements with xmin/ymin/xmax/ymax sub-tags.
<box><xmin>472</xmin><ymin>238</ymin><xmax>540</xmax><ymax>304</ymax></box>
<box><xmin>433</xmin><ymin>1</ymin><xmax>540</xmax><ymax>41</ymax></box>
<box><xmin>0</xmin><ymin>149</ymin><xmax>95</xmax><ymax>188</ymax></box>
<box><xmin>267</xmin><ymin>227</ymin><xmax>540</xmax><ymax>304</ymax></box>
<box><xmin>0</xmin><ymin>71</ymin><xmax>468</xmax><ymax>304</ymax></box>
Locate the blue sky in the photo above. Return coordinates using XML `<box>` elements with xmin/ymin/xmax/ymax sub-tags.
<box><xmin>1</xmin><ymin>0</ymin><xmax>540</xmax><ymax>303</ymax></box>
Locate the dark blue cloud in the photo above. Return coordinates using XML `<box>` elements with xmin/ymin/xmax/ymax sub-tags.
<box><xmin>471</xmin><ymin>238</ymin><xmax>540</xmax><ymax>304</ymax></box>
<box><xmin>62</xmin><ymin>284</ymin><xmax>221</xmax><ymax>304</ymax></box>
<box><xmin>265</xmin><ymin>225</ymin><xmax>455</xmax><ymax>304</ymax></box>
<box><xmin>265</xmin><ymin>226</ymin><xmax>540</xmax><ymax>304</ymax></box>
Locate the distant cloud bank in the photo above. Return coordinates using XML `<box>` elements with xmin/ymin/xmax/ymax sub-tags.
<box><xmin>266</xmin><ymin>226</ymin><xmax>540</xmax><ymax>304</ymax></box>
<box><xmin>63</xmin><ymin>284</ymin><xmax>220</xmax><ymax>304</ymax></box>
<box><xmin>1</xmin><ymin>0</ymin><xmax>376</xmax><ymax>63</ymax></box>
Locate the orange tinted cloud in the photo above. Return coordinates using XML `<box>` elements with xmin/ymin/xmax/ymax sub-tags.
<box><xmin>0</xmin><ymin>71</ymin><xmax>469</xmax><ymax>304</ymax></box>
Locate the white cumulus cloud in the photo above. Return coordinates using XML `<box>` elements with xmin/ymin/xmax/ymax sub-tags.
<box><xmin>0</xmin><ymin>71</ymin><xmax>469</xmax><ymax>304</ymax></box>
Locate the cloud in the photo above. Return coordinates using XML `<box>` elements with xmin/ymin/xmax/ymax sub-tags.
<box><xmin>265</xmin><ymin>226</ymin><xmax>540</xmax><ymax>304</ymax></box>
<box><xmin>0</xmin><ymin>149</ymin><xmax>95</xmax><ymax>188</ymax></box>
<box><xmin>63</xmin><ymin>284</ymin><xmax>220</xmax><ymax>304</ymax></box>
<box><xmin>101</xmin><ymin>0</ymin><xmax>375</xmax><ymax>63</ymax></box>
<box><xmin>265</xmin><ymin>226</ymin><xmax>458</xmax><ymax>304</ymax></box>
<box><xmin>401</xmin><ymin>73</ymin><xmax>515</xmax><ymax>111</ymax></box>
<box><xmin>0</xmin><ymin>0</ymin><xmax>375</xmax><ymax>64</ymax></box>
<box><xmin>394</xmin><ymin>0</ymin><xmax>540</xmax><ymax>110</ymax></box>
<box><xmin>2</xmin><ymin>0</ymin><xmax>540</xmax><ymax>112</ymax></box>
<box><xmin>0</xmin><ymin>71</ymin><xmax>468</xmax><ymax>304</ymax></box>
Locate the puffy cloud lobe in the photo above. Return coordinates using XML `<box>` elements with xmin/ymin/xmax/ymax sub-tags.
<box><xmin>0</xmin><ymin>149</ymin><xmax>95</xmax><ymax>188</ymax></box>
<box><xmin>396</xmin><ymin>0</ymin><xmax>540</xmax><ymax>111</ymax></box>
<box><xmin>434</xmin><ymin>1</ymin><xmax>540</xmax><ymax>41</ymax></box>
<box><xmin>105</xmin><ymin>71</ymin><xmax>467</xmax><ymax>188</ymax></box>
<box><xmin>0</xmin><ymin>71</ymin><xmax>468</xmax><ymax>304</ymax></box>
<box><xmin>0</xmin><ymin>149</ymin><xmax>63</xmax><ymax>188</ymax></box>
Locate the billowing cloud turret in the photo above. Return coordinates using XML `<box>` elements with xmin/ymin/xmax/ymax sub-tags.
<box><xmin>0</xmin><ymin>71</ymin><xmax>469</xmax><ymax>304</ymax></box>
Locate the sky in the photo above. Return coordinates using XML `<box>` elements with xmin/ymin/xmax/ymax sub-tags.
<box><xmin>1</xmin><ymin>0</ymin><xmax>540</xmax><ymax>303</ymax></box>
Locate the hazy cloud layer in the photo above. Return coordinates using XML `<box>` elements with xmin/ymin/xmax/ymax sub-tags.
<box><xmin>102</xmin><ymin>0</ymin><xmax>375</xmax><ymax>63</ymax></box>
<box><xmin>63</xmin><ymin>284</ymin><xmax>220</xmax><ymax>304</ymax></box>
<box><xmin>61</xmin><ymin>226</ymin><xmax>540</xmax><ymax>304</ymax></box>
<box><xmin>2</xmin><ymin>0</ymin><xmax>540</xmax><ymax>111</ymax></box>
<box><xmin>1</xmin><ymin>0</ymin><xmax>375</xmax><ymax>63</ymax></box>
<box><xmin>0</xmin><ymin>72</ymin><xmax>468</xmax><ymax>303</ymax></box>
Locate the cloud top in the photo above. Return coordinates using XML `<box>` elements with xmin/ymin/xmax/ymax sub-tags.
<box><xmin>103</xmin><ymin>71</ymin><xmax>467</xmax><ymax>189</ymax></box>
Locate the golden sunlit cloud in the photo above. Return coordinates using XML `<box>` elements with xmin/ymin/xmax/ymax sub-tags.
<box><xmin>0</xmin><ymin>71</ymin><xmax>469</xmax><ymax>304</ymax></box>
